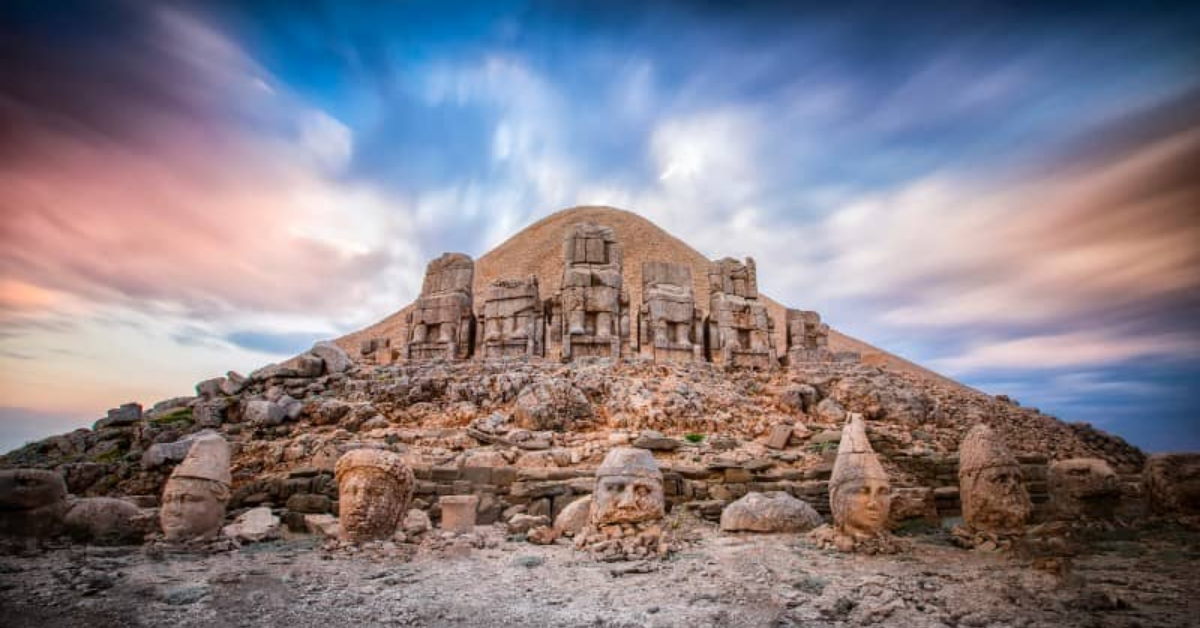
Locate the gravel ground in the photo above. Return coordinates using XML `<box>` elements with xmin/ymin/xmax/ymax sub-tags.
<box><xmin>2</xmin><ymin>523</ymin><xmax>1197</xmax><ymax>628</ymax></box>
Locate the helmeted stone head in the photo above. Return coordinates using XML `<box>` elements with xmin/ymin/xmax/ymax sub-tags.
<box><xmin>829</xmin><ymin>414</ymin><xmax>892</xmax><ymax>539</ymax></box>
<box><xmin>160</xmin><ymin>435</ymin><xmax>232</xmax><ymax>541</ymax></box>
<box><xmin>0</xmin><ymin>468</ymin><xmax>68</xmax><ymax>538</ymax></box>
<box><xmin>958</xmin><ymin>424</ymin><xmax>1031</xmax><ymax>534</ymax></box>
<box><xmin>590</xmin><ymin>447</ymin><xmax>665</xmax><ymax>525</ymax></box>
<box><xmin>335</xmin><ymin>449</ymin><xmax>414</xmax><ymax>542</ymax></box>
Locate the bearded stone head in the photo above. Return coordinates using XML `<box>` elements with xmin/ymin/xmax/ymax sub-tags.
<box><xmin>0</xmin><ymin>468</ymin><xmax>68</xmax><ymax>538</ymax></box>
<box><xmin>160</xmin><ymin>436</ymin><xmax>232</xmax><ymax>542</ymax></box>
<box><xmin>335</xmin><ymin>449</ymin><xmax>414</xmax><ymax>542</ymax></box>
<box><xmin>958</xmin><ymin>424</ymin><xmax>1031</xmax><ymax>534</ymax></box>
<box><xmin>829</xmin><ymin>414</ymin><xmax>892</xmax><ymax>539</ymax></box>
<box><xmin>590</xmin><ymin>447</ymin><xmax>665</xmax><ymax>526</ymax></box>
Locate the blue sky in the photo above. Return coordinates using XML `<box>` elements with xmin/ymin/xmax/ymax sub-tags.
<box><xmin>1</xmin><ymin>0</ymin><xmax>1198</xmax><ymax>452</ymax></box>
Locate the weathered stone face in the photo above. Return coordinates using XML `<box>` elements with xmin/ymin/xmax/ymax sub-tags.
<box><xmin>829</xmin><ymin>414</ymin><xmax>892</xmax><ymax>539</ymax></box>
<box><xmin>706</xmin><ymin>257</ymin><xmax>775</xmax><ymax>368</ymax></box>
<box><xmin>0</xmin><ymin>469</ymin><xmax>68</xmax><ymax>538</ymax></box>
<box><xmin>159</xmin><ymin>435</ymin><xmax>232</xmax><ymax>542</ymax></box>
<box><xmin>959</xmin><ymin>424</ymin><xmax>1031</xmax><ymax>534</ymax></box>
<box><xmin>335</xmin><ymin>449</ymin><xmax>414</xmax><ymax>542</ymax></box>
<box><xmin>479</xmin><ymin>276</ymin><xmax>543</xmax><ymax>358</ymax></box>
<box><xmin>639</xmin><ymin>261</ymin><xmax>701</xmax><ymax>362</ymax></box>
<box><xmin>161</xmin><ymin>477</ymin><xmax>228</xmax><ymax>541</ymax></box>
<box><xmin>589</xmin><ymin>447</ymin><xmax>664</xmax><ymax>526</ymax></box>
<box><xmin>1048</xmin><ymin>458</ymin><xmax>1120</xmax><ymax>520</ymax></box>
<box><xmin>1143</xmin><ymin>453</ymin><xmax>1200</xmax><ymax>515</ymax></box>
<box><xmin>406</xmin><ymin>253</ymin><xmax>475</xmax><ymax>361</ymax></box>
<box><xmin>555</xmin><ymin>223</ymin><xmax>627</xmax><ymax>359</ymax></box>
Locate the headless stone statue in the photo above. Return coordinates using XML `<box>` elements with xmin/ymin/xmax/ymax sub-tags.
<box><xmin>160</xmin><ymin>435</ymin><xmax>232</xmax><ymax>542</ymax></box>
<box><xmin>706</xmin><ymin>257</ymin><xmax>776</xmax><ymax>368</ymax></box>
<box><xmin>405</xmin><ymin>253</ymin><xmax>475</xmax><ymax>361</ymax></box>
<box><xmin>479</xmin><ymin>275</ymin><xmax>544</xmax><ymax>358</ymax></box>
<box><xmin>785</xmin><ymin>309</ymin><xmax>834</xmax><ymax>364</ymax></box>
<box><xmin>554</xmin><ymin>224</ymin><xmax>627</xmax><ymax>360</ymax></box>
<box><xmin>575</xmin><ymin>447</ymin><xmax>669</xmax><ymax>560</ymax></box>
<box><xmin>335</xmin><ymin>449</ymin><xmax>414</xmax><ymax>543</ymax></box>
<box><xmin>638</xmin><ymin>261</ymin><xmax>702</xmax><ymax>362</ymax></box>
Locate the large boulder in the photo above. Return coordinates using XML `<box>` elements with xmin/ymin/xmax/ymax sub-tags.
<box><xmin>553</xmin><ymin>495</ymin><xmax>591</xmax><ymax>537</ymax></box>
<box><xmin>513</xmin><ymin>378</ymin><xmax>593</xmax><ymax>431</ymax></box>
<box><xmin>141</xmin><ymin>430</ymin><xmax>222</xmax><ymax>469</ymax></box>
<box><xmin>720</xmin><ymin>491</ymin><xmax>823</xmax><ymax>533</ymax></box>
<box><xmin>1143</xmin><ymin>453</ymin><xmax>1200</xmax><ymax>515</ymax></box>
<box><xmin>63</xmin><ymin>497</ymin><xmax>143</xmax><ymax>545</ymax></box>
<box><xmin>1048</xmin><ymin>458</ymin><xmax>1120</xmax><ymax>519</ymax></box>
<box><xmin>311</xmin><ymin>341</ymin><xmax>353</xmax><ymax>374</ymax></box>
<box><xmin>244</xmin><ymin>400</ymin><xmax>286</xmax><ymax>427</ymax></box>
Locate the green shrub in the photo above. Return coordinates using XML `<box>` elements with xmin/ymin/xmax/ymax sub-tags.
<box><xmin>684</xmin><ymin>433</ymin><xmax>706</xmax><ymax>443</ymax></box>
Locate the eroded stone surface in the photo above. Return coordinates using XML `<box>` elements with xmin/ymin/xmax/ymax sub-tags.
<box><xmin>406</xmin><ymin>253</ymin><xmax>475</xmax><ymax>361</ymax></box>
<box><xmin>1049</xmin><ymin>458</ymin><xmax>1120</xmax><ymax>520</ymax></box>
<box><xmin>0</xmin><ymin>468</ymin><xmax>68</xmax><ymax>539</ymax></box>
<box><xmin>720</xmin><ymin>491</ymin><xmax>822</xmax><ymax>533</ymax></box>
<box><xmin>160</xmin><ymin>435</ymin><xmax>231</xmax><ymax>542</ymax></box>
<box><xmin>1143</xmin><ymin>453</ymin><xmax>1200</xmax><ymax>516</ymax></box>
<box><xmin>478</xmin><ymin>276</ymin><xmax>544</xmax><ymax>358</ymax></box>
<box><xmin>958</xmin><ymin>424</ymin><xmax>1031</xmax><ymax>537</ymax></box>
<box><xmin>575</xmin><ymin>447</ymin><xmax>668</xmax><ymax>560</ymax></box>
<box><xmin>551</xmin><ymin>223</ymin><xmax>627</xmax><ymax>360</ymax></box>
<box><xmin>812</xmin><ymin>414</ymin><xmax>901</xmax><ymax>553</ymax></box>
<box><xmin>335</xmin><ymin>449</ymin><xmax>414</xmax><ymax>543</ymax></box>
<box><xmin>706</xmin><ymin>257</ymin><xmax>775</xmax><ymax>368</ymax></box>
<box><xmin>638</xmin><ymin>261</ymin><xmax>701</xmax><ymax>363</ymax></box>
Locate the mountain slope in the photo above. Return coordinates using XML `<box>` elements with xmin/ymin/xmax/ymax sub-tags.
<box><xmin>336</xmin><ymin>205</ymin><xmax>971</xmax><ymax>392</ymax></box>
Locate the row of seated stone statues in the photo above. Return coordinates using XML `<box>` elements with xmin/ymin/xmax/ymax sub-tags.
<box><xmin>394</xmin><ymin>223</ymin><xmax>835</xmax><ymax>368</ymax></box>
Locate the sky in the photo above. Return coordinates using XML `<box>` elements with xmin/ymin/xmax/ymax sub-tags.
<box><xmin>1</xmin><ymin>0</ymin><xmax>1198</xmax><ymax>453</ymax></box>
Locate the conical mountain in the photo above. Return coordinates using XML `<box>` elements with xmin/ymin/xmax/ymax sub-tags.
<box><xmin>337</xmin><ymin>205</ymin><xmax>964</xmax><ymax>390</ymax></box>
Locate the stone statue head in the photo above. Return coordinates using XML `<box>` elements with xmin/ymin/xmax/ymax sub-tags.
<box><xmin>160</xmin><ymin>436</ymin><xmax>232</xmax><ymax>541</ymax></box>
<box><xmin>590</xmin><ymin>447</ymin><xmax>665</xmax><ymax>526</ymax></box>
<box><xmin>958</xmin><ymin>424</ymin><xmax>1031</xmax><ymax>534</ymax></box>
<box><xmin>0</xmin><ymin>468</ymin><xmax>68</xmax><ymax>538</ymax></box>
<box><xmin>335</xmin><ymin>449</ymin><xmax>414</xmax><ymax>542</ymax></box>
<box><xmin>829</xmin><ymin>414</ymin><xmax>892</xmax><ymax>539</ymax></box>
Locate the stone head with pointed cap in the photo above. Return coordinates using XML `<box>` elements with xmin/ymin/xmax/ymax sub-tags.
<box><xmin>590</xmin><ymin>447</ymin><xmax>665</xmax><ymax>526</ymax></box>
<box><xmin>334</xmin><ymin>448</ymin><xmax>414</xmax><ymax>542</ymax></box>
<box><xmin>160</xmin><ymin>434</ymin><xmax>232</xmax><ymax>541</ymax></box>
<box><xmin>828</xmin><ymin>414</ymin><xmax>892</xmax><ymax>539</ymax></box>
<box><xmin>959</xmin><ymin>423</ymin><xmax>1031</xmax><ymax>534</ymax></box>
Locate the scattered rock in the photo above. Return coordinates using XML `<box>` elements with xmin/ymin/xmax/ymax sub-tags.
<box><xmin>720</xmin><ymin>491</ymin><xmax>823</xmax><ymax>533</ymax></box>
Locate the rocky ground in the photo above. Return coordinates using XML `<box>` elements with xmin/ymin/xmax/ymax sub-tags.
<box><xmin>3</xmin><ymin>519</ymin><xmax>1197</xmax><ymax>628</ymax></box>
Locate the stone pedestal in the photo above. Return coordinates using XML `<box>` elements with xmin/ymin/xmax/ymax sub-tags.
<box><xmin>440</xmin><ymin>495</ymin><xmax>480</xmax><ymax>533</ymax></box>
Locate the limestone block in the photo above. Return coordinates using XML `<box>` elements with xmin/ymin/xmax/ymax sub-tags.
<box><xmin>440</xmin><ymin>495</ymin><xmax>480</xmax><ymax>533</ymax></box>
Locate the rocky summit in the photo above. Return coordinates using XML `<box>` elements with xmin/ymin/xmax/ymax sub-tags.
<box><xmin>1</xmin><ymin>206</ymin><xmax>1197</xmax><ymax>627</ymax></box>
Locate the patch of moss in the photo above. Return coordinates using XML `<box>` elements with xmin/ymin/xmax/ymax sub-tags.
<box><xmin>93</xmin><ymin>447</ymin><xmax>124</xmax><ymax>463</ymax></box>
<box><xmin>151</xmin><ymin>407</ymin><xmax>193</xmax><ymax>426</ymax></box>
<box><xmin>807</xmin><ymin>441</ymin><xmax>837</xmax><ymax>454</ymax></box>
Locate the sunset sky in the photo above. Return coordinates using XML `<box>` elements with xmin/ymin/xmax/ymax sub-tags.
<box><xmin>1</xmin><ymin>1</ymin><xmax>1198</xmax><ymax>452</ymax></box>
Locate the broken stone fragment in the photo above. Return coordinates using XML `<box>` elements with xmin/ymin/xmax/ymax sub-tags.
<box><xmin>244</xmin><ymin>399</ymin><xmax>286</xmax><ymax>426</ymax></box>
<box><xmin>311</xmin><ymin>340</ymin><xmax>353</xmax><ymax>374</ymax></box>
<box><xmin>222</xmin><ymin>506</ymin><xmax>280</xmax><ymax>543</ymax></box>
